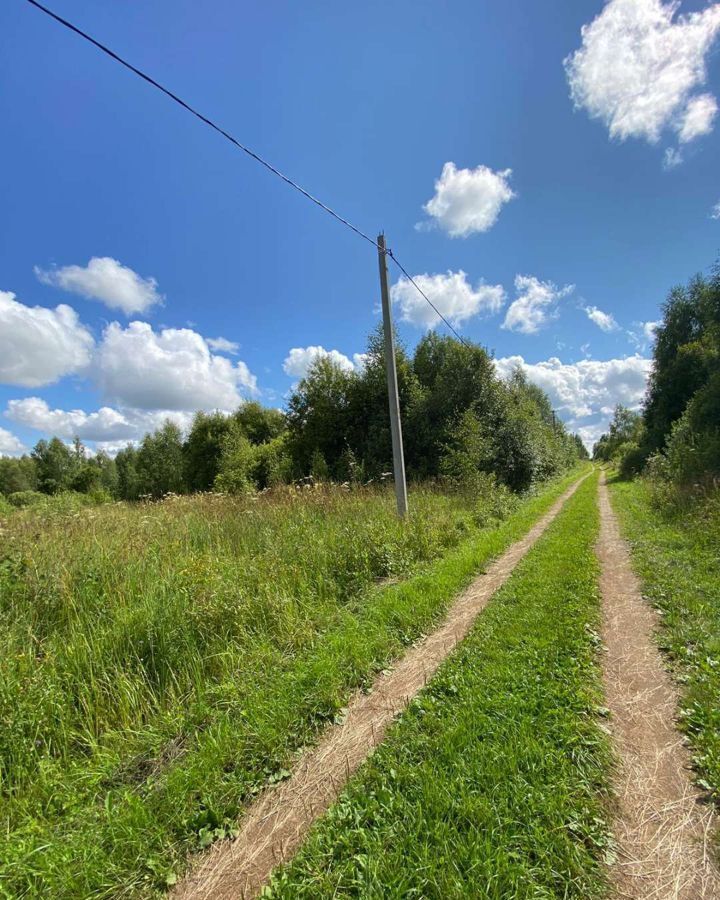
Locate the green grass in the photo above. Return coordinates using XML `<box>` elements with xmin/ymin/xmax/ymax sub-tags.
<box><xmin>0</xmin><ymin>469</ymin><xmax>586</xmax><ymax>898</ymax></box>
<box><xmin>268</xmin><ymin>471</ymin><xmax>611</xmax><ymax>899</ymax></box>
<box><xmin>609</xmin><ymin>478</ymin><xmax>720</xmax><ymax>822</ymax></box>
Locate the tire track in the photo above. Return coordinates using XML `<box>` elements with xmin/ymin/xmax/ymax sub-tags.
<box><xmin>175</xmin><ymin>473</ymin><xmax>590</xmax><ymax>900</ymax></box>
<box><xmin>597</xmin><ymin>475</ymin><xmax>720</xmax><ymax>899</ymax></box>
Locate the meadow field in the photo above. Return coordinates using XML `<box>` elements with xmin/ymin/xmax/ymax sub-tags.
<box><xmin>0</xmin><ymin>472</ymin><xmax>583</xmax><ymax>898</ymax></box>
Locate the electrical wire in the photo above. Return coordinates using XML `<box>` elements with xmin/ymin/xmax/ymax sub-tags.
<box><xmin>387</xmin><ymin>251</ymin><xmax>471</xmax><ymax>347</ymax></box>
<box><xmin>24</xmin><ymin>0</ymin><xmax>471</xmax><ymax>346</ymax></box>
<box><xmin>24</xmin><ymin>0</ymin><xmax>379</xmax><ymax>249</ymax></box>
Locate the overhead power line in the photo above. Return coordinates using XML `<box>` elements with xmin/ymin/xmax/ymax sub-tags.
<box><xmin>24</xmin><ymin>0</ymin><xmax>469</xmax><ymax>347</ymax></box>
<box><xmin>24</xmin><ymin>0</ymin><xmax>378</xmax><ymax>249</ymax></box>
<box><xmin>387</xmin><ymin>252</ymin><xmax>470</xmax><ymax>347</ymax></box>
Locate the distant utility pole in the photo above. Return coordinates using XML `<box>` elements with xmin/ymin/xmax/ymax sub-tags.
<box><xmin>377</xmin><ymin>233</ymin><xmax>408</xmax><ymax>518</ymax></box>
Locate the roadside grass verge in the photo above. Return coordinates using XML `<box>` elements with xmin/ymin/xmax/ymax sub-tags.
<box><xmin>268</xmin><ymin>471</ymin><xmax>610</xmax><ymax>899</ymax></box>
<box><xmin>0</xmin><ymin>468</ymin><xmax>586</xmax><ymax>898</ymax></box>
<box><xmin>610</xmin><ymin>479</ymin><xmax>720</xmax><ymax>824</ymax></box>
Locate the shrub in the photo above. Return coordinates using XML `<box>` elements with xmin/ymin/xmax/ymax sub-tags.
<box><xmin>662</xmin><ymin>391</ymin><xmax>720</xmax><ymax>487</ymax></box>
<box><xmin>253</xmin><ymin>436</ymin><xmax>293</xmax><ymax>489</ymax></box>
<box><xmin>214</xmin><ymin>427</ymin><xmax>255</xmax><ymax>494</ymax></box>
<box><xmin>7</xmin><ymin>490</ymin><xmax>49</xmax><ymax>508</ymax></box>
<box><xmin>616</xmin><ymin>442</ymin><xmax>646</xmax><ymax>480</ymax></box>
<box><xmin>439</xmin><ymin>409</ymin><xmax>493</xmax><ymax>494</ymax></box>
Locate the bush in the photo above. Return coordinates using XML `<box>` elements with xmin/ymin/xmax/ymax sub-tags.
<box><xmin>7</xmin><ymin>490</ymin><xmax>49</xmax><ymax>509</ymax></box>
<box><xmin>214</xmin><ymin>427</ymin><xmax>255</xmax><ymax>494</ymax></box>
<box><xmin>617</xmin><ymin>442</ymin><xmax>647</xmax><ymax>480</ymax></box>
<box><xmin>253</xmin><ymin>436</ymin><xmax>293</xmax><ymax>489</ymax></box>
<box><xmin>440</xmin><ymin>409</ymin><xmax>493</xmax><ymax>494</ymax></box>
<box><xmin>661</xmin><ymin>388</ymin><xmax>720</xmax><ymax>487</ymax></box>
<box><xmin>88</xmin><ymin>489</ymin><xmax>114</xmax><ymax>506</ymax></box>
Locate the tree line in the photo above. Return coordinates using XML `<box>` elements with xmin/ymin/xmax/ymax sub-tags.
<box><xmin>594</xmin><ymin>261</ymin><xmax>719</xmax><ymax>486</ymax></box>
<box><xmin>1</xmin><ymin>328</ymin><xmax>587</xmax><ymax>505</ymax></box>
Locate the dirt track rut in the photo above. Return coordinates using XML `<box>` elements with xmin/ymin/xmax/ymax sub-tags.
<box><xmin>597</xmin><ymin>476</ymin><xmax>720</xmax><ymax>899</ymax></box>
<box><xmin>175</xmin><ymin>474</ymin><xmax>589</xmax><ymax>899</ymax></box>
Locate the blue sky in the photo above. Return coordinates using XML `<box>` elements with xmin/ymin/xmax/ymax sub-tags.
<box><xmin>1</xmin><ymin>0</ymin><xmax>719</xmax><ymax>454</ymax></box>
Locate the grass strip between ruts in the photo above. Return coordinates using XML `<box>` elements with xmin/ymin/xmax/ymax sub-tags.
<box><xmin>609</xmin><ymin>479</ymin><xmax>720</xmax><ymax>850</ymax></box>
<box><xmin>0</xmin><ymin>468</ymin><xmax>589</xmax><ymax>899</ymax></box>
<box><xmin>268</xmin><ymin>471</ymin><xmax>611</xmax><ymax>899</ymax></box>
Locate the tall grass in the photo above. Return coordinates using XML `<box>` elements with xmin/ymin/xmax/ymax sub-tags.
<box><xmin>0</xmin><ymin>472</ymin><xmax>583</xmax><ymax>897</ymax></box>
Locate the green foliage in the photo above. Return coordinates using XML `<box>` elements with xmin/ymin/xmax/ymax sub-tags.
<box><xmin>310</xmin><ymin>448</ymin><xmax>330</xmax><ymax>482</ymax></box>
<box><xmin>439</xmin><ymin>408</ymin><xmax>493</xmax><ymax>492</ymax></box>
<box><xmin>231</xmin><ymin>401</ymin><xmax>285</xmax><ymax>445</ymax></box>
<box><xmin>572</xmin><ymin>433</ymin><xmax>590</xmax><ymax>460</ymax></box>
<box><xmin>617</xmin><ymin>443</ymin><xmax>646</xmax><ymax>480</ymax></box>
<box><xmin>31</xmin><ymin>437</ymin><xmax>77</xmax><ymax>494</ymax></box>
<box><xmin>407</xmin><ymin>332</ymin><xmax>499</xmax><ymax>479</ymax></box>
<box><xmin>252</xmin><ymin>435</ymin><xmax>293</xmax><ymax>489</ymax></box>
<box><xmin>0</xmin><ymin>456</ymin><xmax>37</xmax><ymax>495</ymax></box>
<box><xmin>269</xmin><ymin>474</ymin><xmax>611</xmax><ymax>899</ymax></box>
<box><xmin>7</xmin><ymin>489</ymin><xmax>49</xmax><ymax>508</ymax></box>
<box><xmin>183</xmin><ymin>411</ymin><xmax>232</xmax><ymax>492</ymax></box>
<box><xmin>184</xmin><ymin>406</ymin><xmax>286</xmax><ymax>494</ymax></box>
<box><xmin>213</xmin><ymin>424</ymin><xmax>292</xmax><ymax>493</ymax></box>
<box><xmin>3</xmin><ymin>490</ymin><xmax>112</xmax><ymax>515</ymax></box>
<box><xmin>213</xmin><ymin>423</ymin><xmax>256</xmax><ymax>494</ymax></box>
<box><xmin>285</xmin><ymin>329</ymin><xmax>581</xmax><ymax>492</ymax></box>
<box><xmin>115</xmin><ymin>445</ymin><xmax>141</xmax><ymax>500</ymax></box>
<box><xmin>633</xmin><ymin>265</ymin><xmax>720</xmax><ymax>486</ymax></box>
<box><xmin>136</xmin><ymin>422</ymin><xmax>185</xmax><ymax>498</ymax></box>
<box><xmin>660</xmin><ymin>371</ymin><xmax>720</xmax><ymax>486</ymax></box>
<box><xmin>644</xmin><ymin>273</ymin><xmax>720</xmax><ymax>453</ymax></box>
<box><xmin>593</xmin><ymin>405</ymin><xmax>644</xmax><ymax>464</ymax></box>
<box><xmin>286</xmin><ymin>355</ymin><xmax>357</xmax><ymax>478</ymax></box>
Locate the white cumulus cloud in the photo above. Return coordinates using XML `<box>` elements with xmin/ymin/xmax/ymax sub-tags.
<box><xmin>5</xmin><ymin>397</ymin><xmax>194</xmax><ymax>444</ymax></box>
<box><xmin>420</xmin><ymin>162</ymin><xmax>515</xmax><ymax>237</ymax></box>
<box><xmin>711</xmin><ymin>200</ymin><xmax>720</xmax><ymax>219</ymax></box>
<box><xmin>0</xmin><ymin>426</ymin><xmax>26</xmax><ymax>456</ymax></box>
<box><xmin>0</xmin><ymin>290</ymin><xmax>94</xmax><ymax>388</ymax></box>
<box><xmin>391</xmin><ymin>270</ymin><xmax>505</xmax><ymax>330</ymax></box>
<box><xmin>584</xmin><ymin>305</ymin><xmax>618</xmax><ymax>332</ymax></box>
<box><xmin>95</xmin><ymin>321</ymin><xmax>257</xmax><ymax>411</ymax></box>
<box><xmin>494</xmin><ymin>354</ymin><xmax>652</xmax><ymax>420</ymax></box>
<box><xmin>36</xmin><ymin>257</ymin><xmax>162</xmax><ymax>315</ymax></box>
<box><xmin>502</xmin><ymin>275</ymin><xmax>574</xmax><ymax>335</ymax></box>
<box><xmin>282</xmin><ymin>346</ymin><xmax>358</xmax><ymax>379</ymax></box>
<box><xmin>565</xmin><ymin>0</ymin><xmax>720</xmax><ymax>145</ymax></box>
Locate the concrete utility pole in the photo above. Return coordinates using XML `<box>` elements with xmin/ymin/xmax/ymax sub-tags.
<box><xmin>377</xmin><ymin>233</ymin><xmax>408</xmax><ymax>518</ymax></box>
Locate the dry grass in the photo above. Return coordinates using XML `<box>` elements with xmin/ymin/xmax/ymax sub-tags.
<box><xmin>598</xmin><ymin>477</ymin><xmax>720</xmax><ymax>898</ymax></box>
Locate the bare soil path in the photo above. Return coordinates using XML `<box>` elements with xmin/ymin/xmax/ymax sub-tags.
<box><xmin>175</xmin><ymin>474</ymin><xmax>589</xmax><ymax>900</ymax></box>
<box><xmin>597</xmin><ymin>476</ymin><xmax>720</xmax><ymax>899</ymax></box>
